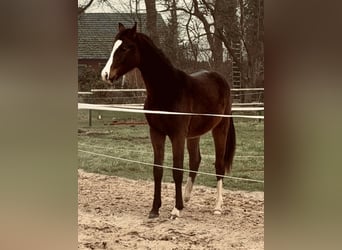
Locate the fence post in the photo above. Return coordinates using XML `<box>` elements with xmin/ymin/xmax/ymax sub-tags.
<box><xmin>88</xmin><ymin>109</ymin><xmax>92</xmax><ymax>127</ymax></box>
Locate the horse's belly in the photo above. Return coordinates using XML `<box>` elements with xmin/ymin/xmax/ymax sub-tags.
<box><xmin>187</xmin><ymin>116</ymin><xmax>222</xmax><ymax>138</ymax></box>
<box><xmin>145</xmin><ymin>113</ymin><xmax>191</xmax><ymax>135</ymax></box>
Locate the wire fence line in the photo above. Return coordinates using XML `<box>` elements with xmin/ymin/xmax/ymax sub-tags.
<box><xmin>78</xmin><ymin>95</ymin><xmax>263</xmax><ymax>101</ymax></box>
<box><xmin>78</xmin><ymin>91</ymin><xmax>263</xmax><ymax>99</ymax></box>
<box><xmin>83</xmin><ymin>88</ymin><xmax>264</xmax><ymax>92</ymax></box>
<box><xmin>78</xmin><ymin>92</ymin><xmax>263</xmax><ymax>97</ymax></box>
<box><xmin>81</xmin><ymin>104</ymin><xmax>264</xmax><ymax>111</ymax></box>
<box><xmin>78</xmin><ymin>88</ymin><xmax>264</xmax><ymax>184</ymax></box>
<box><xmin>78</xmin><ymin>88</ymin><xmax>264</xmax><ymax>119</ymax></box>
<box><xmin>78</xmin><ymin>88</ymin><xmax>264</xmax><ymax>101</ymax></box>
<box><xmin>78</xmin><ymin>149</ymin><xmax>264</xmax><ymax>184</ymax></box>
<box><xmin>78</xmin><ymin>103</ymin><xmax>264</xmax><ymax>119</ymax></box>
<box><xmin>78</xmin><ymin>142</ymin><xmax>264</xmax><ymax>160</ymax></box>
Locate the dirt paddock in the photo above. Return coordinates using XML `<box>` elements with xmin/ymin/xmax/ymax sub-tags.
<box><xmin>78</xmin><ymin>170</ymin><xmax>264</xmax><ymax>249</ymax></box>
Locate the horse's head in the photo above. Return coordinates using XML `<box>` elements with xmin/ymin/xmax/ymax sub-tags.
<box><xmin>101</xmin><ymin>23</ymin><xmax>140</xmax><ymax>83</ymax></box>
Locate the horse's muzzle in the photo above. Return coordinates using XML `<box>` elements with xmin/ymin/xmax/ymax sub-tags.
<box><xmin>101</xmin><ymin>69</ymin><xmax>119</xmax><ymax>83</ymax></box>
<box><xmin>108</xmin><ymin>69</ymin><xmax>120</xmax><ymax>82</ymax></box>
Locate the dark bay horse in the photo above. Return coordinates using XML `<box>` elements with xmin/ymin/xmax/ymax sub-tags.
<box><xmin>101</xmin><ymin>23</ymin><xmax>236</xmax><ymax>219</ymax></box>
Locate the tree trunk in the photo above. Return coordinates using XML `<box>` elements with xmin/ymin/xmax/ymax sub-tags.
<box><xmin>212</xmin><ymin>0</ymin><xmax>225</xmax><ymax>74</ymax></box>
<box><xmin>144</xmin><ymin>0</ymin><xmax>160</xmax><ymax>46</ymax></box>
<box><xmin>167</xmin><ymin>0</ymin><xmax>179</xmax><ymax>66</ymax></box>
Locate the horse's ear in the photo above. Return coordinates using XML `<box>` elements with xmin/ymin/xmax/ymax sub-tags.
<box><xmin>118</xmin><ymin>23</ymin><xmax>125</xmax><ymax>32</ymax></box>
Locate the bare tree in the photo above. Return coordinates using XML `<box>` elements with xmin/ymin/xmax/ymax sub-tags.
<box><xmin>212</xmin><ymin>0</ymin><xmax>225</xmax><ymax>73</ymax></box>
<box><xmin>78</xmin><ymin>0</ymin><xmax>96</xmax><ymax>15</ymax></box>
<box><xmin>78</xmin><ymin>0</ymin><xmax>263</xmax><ymax>86</ymax></box>
<box><xmin>237</xmin><ymin>0</ymin><xmax>264</xmax><ymax>86</ymax></box>
<box><xmin>173</xmin><ymin>0</ymin><xmax>237</xmax><ymax>75</ymax></box>
<box><xmin>175</xmin><ymin>0</ymin><xmax>263</xmax><ymax>86</ymax></box>
<box><xmin>144</xmin><ymin>0</ymin><xmax>160</xmax><ymax>46</ymax></box>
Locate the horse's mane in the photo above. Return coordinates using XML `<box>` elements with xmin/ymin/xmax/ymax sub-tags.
<box><xmin>136</xmin><ymin>32</ymin><xmax>174</xmax><ymax>69</ymax></box>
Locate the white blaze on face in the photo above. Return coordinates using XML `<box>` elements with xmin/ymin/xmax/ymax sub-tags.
<box><xmin>101</xmin><ymin>39</ymin><xmax>123</xmax><ymax>82</ymax></box>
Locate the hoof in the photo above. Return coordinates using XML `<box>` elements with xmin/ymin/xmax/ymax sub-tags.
<box><xmin>170</xmin><ymin>214</ymin><xmax>178</xmax><ymax>220</ymax></box>
<box><xmin>183</xmin><ymin>196</ymin><xmax>190</xmax><ymax>203</ymax></box>
<box><xmin>170</xmin><ymin>207</ymin><xmax>181</xmax><ymax>220</ymax></box>
<box><xmin>213</xmin><ymin>209</ymin><xmax>222</xmax><ymax>215</ymax></box>
<box><xmin>148</xmin><ymin>211</ymin><xmax>159</xmax><ymax>219</ymax></box>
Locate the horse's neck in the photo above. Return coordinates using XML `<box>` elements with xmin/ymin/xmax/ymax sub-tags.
<box><xmin>137</xmin><ymin>40</ymin><xmax>178</xmax><ymax>93</ymax></box>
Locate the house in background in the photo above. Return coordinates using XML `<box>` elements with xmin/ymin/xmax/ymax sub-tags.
<box><xmin>78</xmin><ymin>12</ymin><xmax>167</xmax><ymax>89</ymax></box>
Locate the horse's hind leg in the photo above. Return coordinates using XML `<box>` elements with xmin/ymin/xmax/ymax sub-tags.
<box><xmin>184</xmin><ymin>137</ymin><xmax>201</xmax><ymax>202</ymax></box>
<box><xmin>212</xmin><ymin>118</ymin><xmax>230</xmax><ymax>215</ymax></box>
<box><xmin>149</xmin><ymin>128</ymin><xmax>166</xmax><ymax>218</ymax></box>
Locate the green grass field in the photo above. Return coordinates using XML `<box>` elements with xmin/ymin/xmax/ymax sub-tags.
<box><xmin>78</xmin><ymin>110</ymin><xmax>264</xmax><ymax>191</ymax></box>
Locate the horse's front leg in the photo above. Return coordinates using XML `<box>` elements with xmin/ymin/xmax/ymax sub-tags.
<box><xmin>148</xmin><ymin>128</ymin><xmax>166</xmax><ymax>218</ymax></box>
<box><xmin>170</xmin><ymin>134</ymin><xmax>186</xmax><ymax>219</ymax></box>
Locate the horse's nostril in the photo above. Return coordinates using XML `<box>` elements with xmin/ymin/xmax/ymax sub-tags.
<box><xmin>105</xmin><ymin>72</ymin><xmax>108</xmax><ymax>80</ymax></box>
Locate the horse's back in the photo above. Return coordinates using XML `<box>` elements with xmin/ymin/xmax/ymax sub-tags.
<box><xmin>188</xmin><ymin>70</ymin><xmax>231</xmax><ymax>111</ymax></box>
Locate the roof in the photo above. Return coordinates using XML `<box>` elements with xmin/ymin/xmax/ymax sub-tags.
<box><xmin>78</xmin><ymin>12</ymin><xmax>166</xmax><ymax>60</ymax></box>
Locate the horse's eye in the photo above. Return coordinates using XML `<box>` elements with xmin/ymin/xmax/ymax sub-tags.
<box><xmin>121</xmin><ymin>45</ymin><xmax>130</xmax><ymax>52</ymax></box>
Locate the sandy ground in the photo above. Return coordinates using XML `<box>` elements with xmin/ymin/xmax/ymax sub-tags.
<box><xmin>78</xmin><ymin>170</ymin><xmax>264</xmax><ymax>249</ymax></box>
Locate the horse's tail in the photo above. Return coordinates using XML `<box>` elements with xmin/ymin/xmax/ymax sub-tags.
<box><xmin>225</xmin><ymin>117</ymin><xmax>236</xmax><ymax>174</ymax></box>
